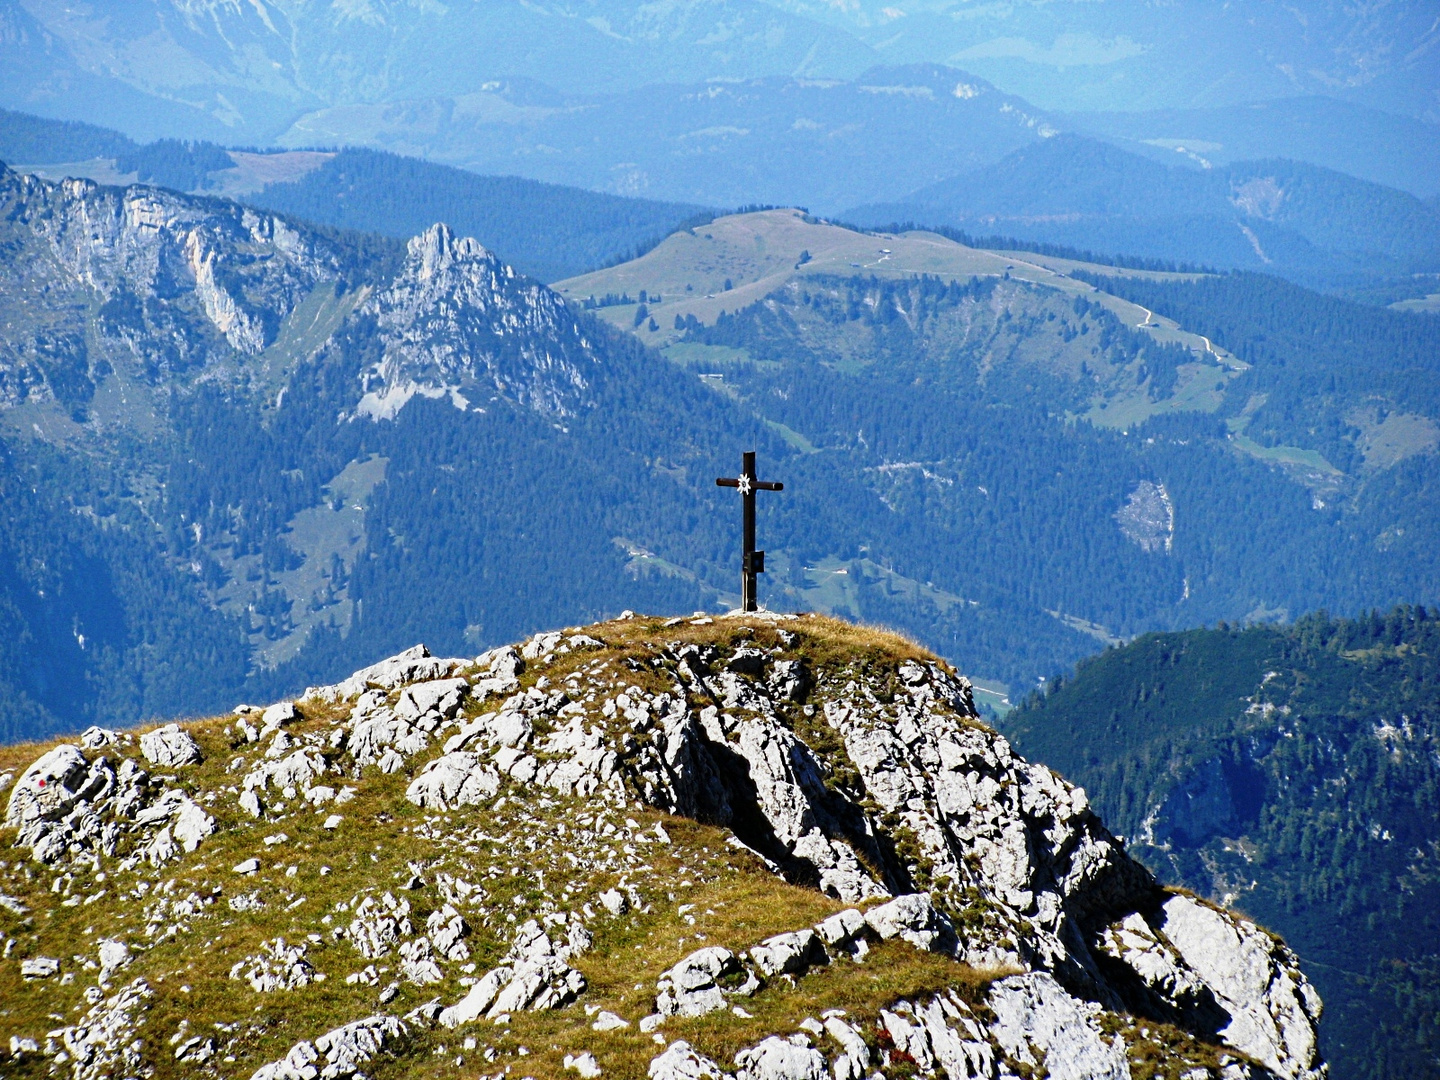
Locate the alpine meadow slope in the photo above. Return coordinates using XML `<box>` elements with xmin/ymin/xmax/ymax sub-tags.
<box><xmin>0</xmin><ymin>614</ymin><xmax>1327</xmax><ymax>1079</ymax></box>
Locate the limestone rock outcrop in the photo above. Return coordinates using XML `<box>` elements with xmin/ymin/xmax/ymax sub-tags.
<box><xmin>0</xmin><ymin>614</ymin><xmax>1326</xmax><ymax>1080</ymax></box>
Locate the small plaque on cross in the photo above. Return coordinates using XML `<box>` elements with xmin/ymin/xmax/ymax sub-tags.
<box><xmin>716</xmin><ymin>451</ymin><xmax>783</xmax><ymax>612</ymax></box>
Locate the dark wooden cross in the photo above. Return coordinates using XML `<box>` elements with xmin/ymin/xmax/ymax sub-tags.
<box><xmin>716</xmin><ymin>450</ymin><xmax>783</xmax><ymax>612</ymax></box>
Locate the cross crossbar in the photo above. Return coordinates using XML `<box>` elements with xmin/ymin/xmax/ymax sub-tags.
<box><xmin>715</xmin><ymin>450</ymin><xmax>783</xmax><ymax>612</ymax></box>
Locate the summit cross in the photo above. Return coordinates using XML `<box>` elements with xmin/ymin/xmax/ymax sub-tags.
<box><xmin>715</xmin><ymin>450</ymin><xmax>783</xmax><ymax>613</ymax></box>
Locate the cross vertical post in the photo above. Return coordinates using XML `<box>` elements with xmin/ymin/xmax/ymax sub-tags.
<box><xmin>716</xmin><ymin>450</ymin><xmax>783</xmax><ymax>612</ymax></box>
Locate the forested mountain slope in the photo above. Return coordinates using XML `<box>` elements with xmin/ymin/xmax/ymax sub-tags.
<box><xmin>1001</xmin><ymin>607</ymin><xmax>1440</xmax><ymax>1080</ymax></box>
<box><xmin>566</xmin><ymin>209</ymin><xmax>1440</xmax><ymax>684</ymax></box>
<box><xmin>0</xmin><ymin>164</ymin><xmax>733</xmax><ymax>742</ymax></box>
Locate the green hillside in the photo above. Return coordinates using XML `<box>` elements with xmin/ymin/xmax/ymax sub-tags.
<box><xmin>1002</xmin><ymin>607</ymin><xmax>1440</xmax><ymax>1080</ymax></box>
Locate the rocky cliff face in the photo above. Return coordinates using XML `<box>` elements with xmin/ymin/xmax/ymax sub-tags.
<box><xmin>0</xmin><ymin>165</ymin><xmax>607</xmax><ymax>424</ymax></box>
<box><xmin>355</xmin><ymin>223</ymin><xmax>602</xmax><ymax>421</ymax></box>
<box><xmin>0</xmin><ymin>614</ymin><xmax>1324</xmax><ymax>1079</ymax></box>
<box><xmin>0</xmin><ymin>167</ymin><xmax>346</xmax><ymax>409</ymax></box>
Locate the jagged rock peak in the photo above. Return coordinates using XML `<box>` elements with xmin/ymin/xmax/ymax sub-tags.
<box><xmin>410</xmin><ymin>222</ymin><xmax>495</xmax><ymax>280</ymax></box>
<box><xmin>0</xmin><ymin>612</ymin><xmax>1325</xmax><ymax>1080</ymax></box>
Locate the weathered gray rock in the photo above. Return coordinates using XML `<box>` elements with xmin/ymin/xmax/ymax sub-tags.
<box><xmin>80</xmin><ymin>726</ymin><xmax>119</xmax><ymax>748</ymax></box>
<box><xmin>437</xmin><ymin>920</ymin><xmax>585</xmax><ymax>1025</ymax></box>
<box><xmin>46</xmin><ymin>977</ymin><xmax>153</xmax><ymax>1080</ymax></box>
<box><xmin>813</xmin><ymin>908</ymin><xmax>867</xmax><ymax>950</ymax></box>
<box><xmin>877</xmin><ymin>992</ymin><xmax>995</xmax><ymax>1079</ymax></box>
<box><xmin>987</xmin><ymin>972</ymin><xmax>1129</xmax><ymax>1080</ymax></box>
<box><xmin>656</xmin><ymin>947</ymin><xmax>756</xmax><ymax>1017</ymax></box>
<box><xmin>345</xmin><ymin>893</ymin><xmax>413</xmax><ymax>959</ymax></box>
<box><xmin>1151</xmin><ymin>895</ymin><xmax>1324</xmax><ymax>1080</ymax></box>
<box><xmin>399</xmin><ymin>937</ymin><xmax>443</xmax><ymax>985</ymax></box>
<box><xmin>438</xmin><ymin>965</ymin><xmax>511</xmax><ymax>1027</ymax></box>
<box><xmin>426</xmin><ymin>904</ymin><xmax>469</xmax><ymax>962</ymax></box>
<box><xmin>649</xmin><ymin>1040</ymin><xmax>731</xmax><ymax>1080</ymax></box>
<box><xmin>701</xmin><ymin>708</ymin><xmax>886</xmax><ymax>903</ymax></box>
<box><xmin>305</xmin><ymin>644</ymin><xmax>465</xmax><ymax>702</ymax></box>
<box><xmin>733</xmin><ymin>1035</ymin><xmax>827</xmax><ymax>1080</ymax></box>
<box><xmin>522</xmin><ymin>631</ymin><xmax>564</xmax><ymax>660</ymax></box>
<box><xmin>261</xmin><ymin>701</ymin><xmax>299</xmax><ymax>730</ymax></box>
<box><xmin>395</xmin><ymin>677</ymin><xmax>468</xmax><ymax>724</ymax></box>
<box><xmin>250</xmin><ymin>1014</ymin><xmax>406</xmax><ymax>1080</ymax></box>
<box><xmin>231</xmin><ymin>938</ymin><xmax>317</xmax><ymax>993</ymax></box>
<box><xmin>479</xmin><ymin>645</ymin><xmax>524</xmax><ymax>680</ymax></box>
<box><xmin>565</xmin><ymin>1050</ymin><xmax>602</xmax><ymax>1076</ymax></box>
<box><xmin>21</xmin><ymin>956</ymin><xmax>59</xmax><ymax>979</ymax></box>
<box><xmin>139</xmin><ymin>724</ymin><xmax>203</xmax><ymax>767</ymax></box>
<box><xmin>97</xmin><ymin>939</ymin><xmax>131</xmax><ymax>985</ymax></box>
<box><xmin>592</xmin><ymin>1010</ymin><xmax>629</xmax><ymax>1031</ymax></box>
<box><xmin>748</xmin><ymin>929</ymin><xmax>827</xmax><ymax>977</ymax></box>
<box><xmin>6</xmin><ymin>745</ymin><xmax>92</xmax><ymax>827</ymax></box>
<box><xmin>823</xmin><ymin>1016</ymin><xmax>870</xmax><ymax>1080</ymax></box>
<box><xmin>864</xmin><ymin>893</ymin><xmax>951</xmax><ymax>952</ymax></box>
<box><xmin>172</xmin><ymin>797</ymin><xmax>216</xmax><ymax>852</ymax></box>
<box><xmin>405</xmin><ymin>752</ymin><xmax>499</xmax><ymax>810</ymax></box>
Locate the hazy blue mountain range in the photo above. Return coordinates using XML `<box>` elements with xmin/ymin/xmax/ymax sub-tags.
<box><xmin>5</xmin><ymin>0</ymin><xmax>1436</xmax><ymax>140</ymax></box>
<box><xmin>265</xmin><ymin>65</ymin><xmax>1055</xmax><ymax>213</ymax></box>
<box><xmin>1002</xmin><ymin>606</ymin><xmax>1440</xmax><ymax>1080</ymax></box>
<box><xmin>850</xmin><ymin>134</ymin><xmax>1440</xmax><ymax>292</ymax></box>
<box><xmin>0</xmin><ymin>67</ymin><xmax>1056</xmax><ymax>215</ymax></box>
<box><xmin>3</xmin><ymin>0</ymin><xmax>1436</xmax><ymax>212</ymax></box>
<box><xmin>767</xmin><ymin>0</ymin><xmax>1440</xmax><ymax>121</ymax></box>
<box><xmin>10</xmin><ymin>96</ymin><xmax>1438</xmax><ymax>306</ymax></box>
<box><xmin>1067</xmin><ymin>96</ymin><xmax>1440</xmax><ymax>200</ymax></box>
<box><xmin>0</xmin><ymin>0</ymin><xmax>875</xmax><ymax>141</ymax></box>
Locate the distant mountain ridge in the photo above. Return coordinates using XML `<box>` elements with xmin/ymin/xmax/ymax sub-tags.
<box><xmin>0</xmin><ymin>110</ymin><xmax>711</xmax><ymax>283</ymax></box>
<box><xmin>766</xmin><ymin>0</ymin><xmax>1440</xmax><ymax>121</ymax></box>
<box><xmin>245</xmin><ymin>150</ymin><xmax>712</xmax><ymax>284</ymax></box>
<box><xmin>1067</xmin><ymin>96</ymin><xmax>1440</xmax><ymax>200</ymax></box>
<box><xmin>0</xmin><ymin>0</ymin><xmax>877</xmax><ymax>141</ymax></box>
<box><xmin>850</xmin><ymin>134</ymin><xmax>1440</xmax><ymax>290</ymax></box>
<box><xmin>268</xmin><ymin>64</ymin><xmax>1056</xmax><ymax>213</ymax></box>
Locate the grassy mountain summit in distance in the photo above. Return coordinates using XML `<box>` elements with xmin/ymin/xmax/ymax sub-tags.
<box><xmin>1002</xmin><ymin>606</ymin><xmax>1440</xmax><ymax>1080</ymax></box>
<box><xmin>0</xmin><ymin>614</ymin><xmax>1326</xmax><ymax>1079</ymax></box>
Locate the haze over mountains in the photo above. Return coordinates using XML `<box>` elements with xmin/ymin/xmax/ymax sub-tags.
<box><xmin>5</xmin><ymin>0</ymin><xmax>1437</xmax><ymax>132</ymax></box>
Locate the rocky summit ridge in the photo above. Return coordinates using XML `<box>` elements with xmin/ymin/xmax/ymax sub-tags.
<box><xmin>0</xmin><ymin>614</ymin><xmax>1324</xmax><ymax>1079</ymax></box>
